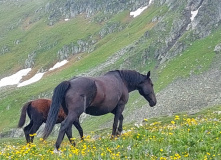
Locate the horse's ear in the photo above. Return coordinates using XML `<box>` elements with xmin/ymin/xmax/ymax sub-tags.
<box><xmin>147</xmin><ymin>71</ymin><xmax>150</xmax><ymax>78</ymax></box>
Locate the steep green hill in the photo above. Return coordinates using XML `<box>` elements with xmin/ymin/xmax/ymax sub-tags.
<box><xmin>0</xmin><ymin>0</ymin><xmax>221</xmax><ymax>137</ymax></box>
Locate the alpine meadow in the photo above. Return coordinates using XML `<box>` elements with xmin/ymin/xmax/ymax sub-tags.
<box><xmin>0</xmin><ymin>0</ymin><xmax>221</xmax><ymax>159</ymax></box>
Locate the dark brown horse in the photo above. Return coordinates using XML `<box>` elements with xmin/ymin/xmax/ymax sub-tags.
<box><xmin>43</xmin><ymin>70</ymin><xmax>157</xmax><ymax>150</ymax></box>
<box><xmin>18</xmin><ymin>99</ymin><xmax>77</xmax><ymax>144</ymax></box>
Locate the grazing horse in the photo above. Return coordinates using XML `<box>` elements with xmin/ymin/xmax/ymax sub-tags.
<box><xmin>43</xmin><ymin>70</ymin><xmax>157</xmax><ymax>150</ymax></box>
<box><xmin>18</xmin><ymin>99</ymin><xmax>76</xmax><ymax>144</ymax></box>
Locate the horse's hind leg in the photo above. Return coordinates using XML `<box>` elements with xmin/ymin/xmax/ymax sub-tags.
<box><xmin>55</xmin><ymin>114</ymin><xmax>77</xmax><ymax>150</ymax></box>
<box><xmin>24</xmin><ymin>120</ymin><xmax>33</xmax><ymax>143</ymax></box>
<box><xmin>65</xmin><ymin>118</ymin><xmax>83</xmax><ymax>146</ymax></box>
<box><xmin>55</xmin><ymin>95</ymin><xmax>85</xmax><ymax>150</ymax></box>
<box><xmin>73</xmin><ymin>119</ymin><xmax>84</xmax><ymax>140</ymax></box>
<box><xmin>29</xmin><ymin>122</ymin><xmax>43</xmax><ymax>143</ymax></box>
<box><xmin>65</xmin><ymin>125</ymin><xmax>75</xmax><ymax>146</ymax></box>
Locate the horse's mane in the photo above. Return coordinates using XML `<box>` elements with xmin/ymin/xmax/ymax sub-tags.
<box><xmin>118</xmin><ymin>70</ymin><xmax>146</xmax><ymax>85</ymax></box>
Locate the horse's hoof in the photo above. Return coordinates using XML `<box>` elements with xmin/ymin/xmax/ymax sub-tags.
<box><xmin>53</xmin><ymin>149</ymin><xmax>62</xmax><ymax>155</ymax></box>
<box><xmin>71</xmin><ymin>142</ymin><xmax>76</xmax><ymax>147</ymax></box>
<box><xmin>110</xmin><ymin>135</ymin><xmax>117</xmax><ymax>140</ymax></box>
<box><xmin>116</xmin><ymin>131</ymin><xmax>121</xmax><ymax>136</ymax></box>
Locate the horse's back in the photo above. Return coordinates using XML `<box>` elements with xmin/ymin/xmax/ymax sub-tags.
<box><xmin>65</xmin><ymin>73</ymin><xmax>128</xmax><ymax>115</ymax></box>
<box><xmin>88</xmin><ymin>73</ymin><xmax>128</xmax><ymax>115</ymax></box>
<box><xmin>30</xmin><ymin>99</ymin><xmax>65</xmax><ymax>123</ymax></box>
<box><xmin>29</xmin><ymin>99</ymin><xmax>51</xmax><ymax>120</ymax></box>
<box><xmin>31</xmin><ymin>99</ymin><xmax>51</xmax><ymax>113</ymax></box>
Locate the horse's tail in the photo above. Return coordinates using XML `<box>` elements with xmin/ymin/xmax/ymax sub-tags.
<box><xmin>17</xmin><ymin>101</ymin><xmax>32</xmax><ymax>128</ymax></box>
<box><xmin>43</xmin><ymin>81</ymin><xmax>70</xmax><ymax>140</ymax></box>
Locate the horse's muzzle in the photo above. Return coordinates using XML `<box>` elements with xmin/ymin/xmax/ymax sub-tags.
<box><xmin>149</xmin><ymin>101</ymin><xmax>156</xmax><ymax>107</ymax></box>
<box><xmin>145</xmin><ymin>94</ymin><xmax>156</xmax><ymax>107</ymax></box>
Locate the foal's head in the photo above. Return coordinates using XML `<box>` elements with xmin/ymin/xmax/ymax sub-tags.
<box><xmin>137</xmin><ymin>71</ymin><xmax>156</xmax><ymax>107</ymax></box>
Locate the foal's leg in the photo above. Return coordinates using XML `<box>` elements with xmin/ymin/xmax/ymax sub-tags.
<box><xmin>23</xmin><ymin>120</ymin><xmax>33</xmax><ymax>143</ymax></box>
<box><xmin>29</xmin><ymin>121</ymin><xmax>43</xmax><ymax>143</ymax></box>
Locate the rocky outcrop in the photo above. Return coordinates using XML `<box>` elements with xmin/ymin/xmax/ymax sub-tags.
<box><xmin>45</xmin><ymin>0</ymin><xmax>149</xmax><ymax>25</ymax></box>
<box><xmin>129</xmin><ymin>0</ymin><xmax>221</xmax><ymax>65</ymax></box>
<box><xmin>25</xmin><ymin>51</ymin><xmax>36</xmax><ymax>68</ymax></box>
<box><xmin>99</xmin><ymin>22</ymin><xmax>124</xmax><ymax>38</ymax></box>
<box><xmin>57</xmin><ymin>36</ymin><xmax>96</xmax><ymax>61</ymax></box>
<box><xmin>0</xmin><ymin>45</ymin><xmax>10</xmax><ymax>55</ymax></box>
<box><xmin>191</xmin><ymin>0</ymin><xmax>221</xmax><ymax>38</ymax></box>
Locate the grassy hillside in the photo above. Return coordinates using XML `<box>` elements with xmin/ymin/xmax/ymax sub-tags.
<box><xmin>0</xmin><ymin>2</ymin><xmax>164</xmax><ymax>131</ymax></box>
<box><xmin>0</xmin><ymin>0</ymin><xmax>221</xmax><ymax>137</ymax></box>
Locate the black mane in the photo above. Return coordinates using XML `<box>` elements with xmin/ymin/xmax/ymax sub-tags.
<box><xmin>118</xmin><ymin>70</ymin><xmax>145</xmax><ymax>83</ymax></box>
<box><xmin>112</xmin><ymin>70</ymin><xmax>145</xmax><ymax>91</ymax></box>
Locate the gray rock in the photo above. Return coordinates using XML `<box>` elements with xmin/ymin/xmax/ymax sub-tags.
<box><xmin>214</xmin><ymin>43</ymin><xmax>221</xmax><ymax>54</ymax></box>
<box><xmin>25</xmin><ymin>51</ymin><xmax>36</xmax><ymax>68</ymax></box>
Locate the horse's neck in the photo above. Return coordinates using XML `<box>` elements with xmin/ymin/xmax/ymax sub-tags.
<box><xmin>119</xmin><ymin>70</ymin><xmax>143</xmax><ymax>92</ymax></box>
<box><xmin>126</xmin><ymin>84</ymin><xmax>137</xmax><ymax>92</ymax></box>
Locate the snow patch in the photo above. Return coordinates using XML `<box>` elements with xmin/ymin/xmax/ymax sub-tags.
<box><xmin>0</xmin><ymin>60</ymin><xmax>68</xmax><ymax>88</ymax></box>
<box><xmin>149</xmin><ymin>0</ymin><xmax>153</xmax><ymax>5</ymax></box>
<box><xmin>17</xmin><ymin>60</ymin><xmax>68</xmax><ymax>87</ymax></box>
<box><xmin>49</xmin><ymin>60</ymin><xmax>68</xmax><ymax>71</ymax></box>
<box><xmin>130</xmin><ymin>0</ymin><xmax>153</xmax><ymax>18</ymax></box>
<box><xmin>130</xmin><ymin>6</ymin><xmax>148</xmax><ymax>18</ymax></box>
<box><xmin>0</xmin><ymin>68</ymin><xmax>31</xmax><ymax>88</ymax></box>
<box><xmin>17</xmin><ymin>72</ymin><xmax>45</xmax><ymax>87</ymax></box>
<box><xmin>190</xmin><ymin>6</ymin><xmax>202</xmax><ymax>22</ymax></box>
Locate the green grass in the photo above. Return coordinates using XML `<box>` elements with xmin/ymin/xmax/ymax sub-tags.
<box><xmin>0</xmin><ymin>105</ymin><xmax>221</xmax><ymax>160</ymax></box>
<box><xmin>0</xmin><ymin>0</ymin><xmax>221</xmax><ymax>144</ymax></box>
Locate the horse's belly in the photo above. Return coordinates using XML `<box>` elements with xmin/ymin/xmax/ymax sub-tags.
<box><xmin>85</xmin><ymin>106</ymin><xmax>113</xmax><ymax>116</ymax></box>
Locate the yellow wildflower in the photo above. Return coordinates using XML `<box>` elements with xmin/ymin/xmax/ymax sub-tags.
<box><xmin>29</xmin><ymin>133</ymin><xmax>37</xmax><ymax>137</ymax></box>
<box><xmin>144</xmin><ymin>118</ymin><xmax>148</xmax><ymax>121</ymax></box>
<box><xmin>169</xmin><ymin>132</ymin><xmax>173</xmax><ymax>135</ymax></box>
<box><xmin>175</xmin><ymin>153</ymin><xmax>181</xmax><ymax>159</ymax></box>
<box><xmin>171</xmin><ymin>121</ymin><xmax>175</xmax><ymax>124</ymax></box>
<box><xmin>174</xmin><ymin>115</ymin><xmax>180</xmax><ymax>120</ymax></box>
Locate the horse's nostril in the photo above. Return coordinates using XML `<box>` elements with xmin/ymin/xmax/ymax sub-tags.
<box><xmin>149</xmin><ymin>101</ymin><xmax>156</xmax><ymax>107</ymax></box>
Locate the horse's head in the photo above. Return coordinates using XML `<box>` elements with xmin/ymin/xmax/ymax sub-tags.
<box><xmin>137</xmin><ymin>71</ymin><xmax>157</xmax><ymax>107</ymax></box>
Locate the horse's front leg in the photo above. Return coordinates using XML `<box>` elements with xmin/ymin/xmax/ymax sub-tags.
<box><xmin>111</xmin><ymin>104</ymin><xmax>124</xmax><ymax>138</ymax></box>
<box><xmin>117</xmin><ymin>114</ymin><xmax>124</xmax><ymax>136</ymax></box>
